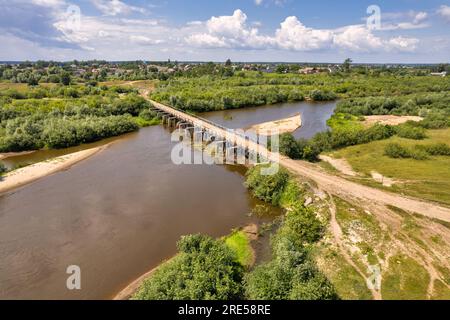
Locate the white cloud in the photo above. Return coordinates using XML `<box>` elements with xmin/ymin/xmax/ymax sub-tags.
<box><xmin>91</xmin><ymin>0</ymin><xmax>146</xmax><ymax>16</ymax></box>
<box><xmin>274</xmin><ymin>16</ymin><xmax>333</xmax><ymax>50</ymax></box>
<box><xmin>387</xmin><ymin>36</ymin><xmax>419</xmax><ymax>52</ymax></box>
<box><xmin>31</xmin><ymin>0</ymin><xmax>66</xmax><ymax>7</ymax></box>
<box><xmin>130</xmin><ymin>35</ymin><xmax>164</xmax><ymax>45</ymax></box>
<box><xmin>206</xmin><ymin>9</ymin><xmax>248</xmax><ymax>38</ymax></box>
<box><xmin>254</xmin><ymin>0</ymin><xmax>263</xmax><ymax>6</ymax></box>
<box><xmin>186</xmin><ymin>10</ymin><xmax>271</xmax><ymax>49</ymax></box>
<box><xmin>376</xmin><ymin>10</ymin><xmax>430</xmax><ymax>31</ymax></box>
<box><xmin>186</xmin><ymin>10</ymin><xmax>419</xmax><ymax>53</ymax></box>
<box><xmin>0</xmin><ymin>5</ymin><xmax>433</xmax><ymax>61</ymax></box>
<box><xmin>413</xmin><ymin>11</ymin><xmax>428</xmax><ymax>24</ymax></box>
<box><xmin>437</xmin><ymin>5</ymin><xmax>450</xmax><ymax>22</ymax></box>
<box><xmin>185</xmin><ymin>34</ymin><xmax>228</xmax><ymax>48</ymax></box>
<box><xmin>333</xmin><ymin>25</ymin><xmax>383</xmax><ymax>52</ymax></box>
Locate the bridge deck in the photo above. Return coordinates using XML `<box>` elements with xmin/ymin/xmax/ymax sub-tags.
<box><xmin>150</xmin><ymin>100</ymin><xmax>279</xmax><ymax>162</ymax></box>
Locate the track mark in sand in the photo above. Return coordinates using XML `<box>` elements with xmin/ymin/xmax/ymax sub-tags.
<box><xmin>326</xmin><ymin>194</ymin><xmax>381</xmax><ymax>300</ymax></box>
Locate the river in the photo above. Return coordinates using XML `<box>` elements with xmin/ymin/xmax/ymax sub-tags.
<box><xmin>0</xmin><ymin>100</ymin><xmax>335</xmax><ymax>300</ymax></box>
<box><xmin>201</xmin><ymin>100</ymin><xmax>336</xmax><ymax>139</ymax></box>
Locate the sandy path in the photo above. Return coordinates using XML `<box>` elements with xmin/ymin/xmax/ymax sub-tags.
<box><xmin>246</xmin><ymin>114</ymin><xmax>302</xmax><ymax>135</ymax></box>
<box><xmin>363</xmin><ymin>115</ymin><xmax>423</xmax><ymax>127</ymax></box>
<box><xmin>0</xmin><ymin>147</ymin><xmax>102</xmax><ymax>194</ymax></box>
<box><xmin>280</xmin><ymin>157</ymin><xmax>450</xmax><ymax>223</ymax></box>
<box><xmin>319</xmin><ymin>155</ymin><xmax>357</xmax><ymax>176</ymax></box>
<box><xmin>327</xmin><ymin>195</ymin><xmax>381</xmax><ymax>300</ymax></box>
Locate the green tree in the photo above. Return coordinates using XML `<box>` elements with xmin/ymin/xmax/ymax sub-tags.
<box><xmin>133</xmin><ymin>234</ymin><xmax>244</xmax><ymax>300</ymax></box>
<box><xmin>342</xmin><ymin>58</ymin><xmax>353</xmax><ymax>73</ymax></box>
<box><xmin>60</xmin><ymin>72</ymin><xmax>71</xmax><ymax>86</ymax></box>
<box><xmin>279</xmin><ymin>133</ymin><xmax>302</xmax><ymax>159</ymax></box>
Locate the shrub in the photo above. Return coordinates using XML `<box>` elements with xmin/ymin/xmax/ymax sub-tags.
<box><xmin>133</xmin><ymin>234</ymin><xmax>244</xmax><ymax>300</ymax></box>
<box><xmin>395</xmin><ymin>124</ymin><xmax>427</xmax><ymax>140</ymax></box>
<box><xmin>417</xmin><ymin>143</ymin><xmax>450</xmax><ymax>156</ymax></box>
<box><xmin>245</xmin><ymin>166</ymin><xmax>289</xmax><ymax>205</ymax></box>
<box><xmin>419</xmin><ymin>113</ymin><xmax>450</xmax><ymax>129</ymax></box>
<box><xmin>309</xmin><ymin>90</ymin><xmax>337</xmax><ymax>101</ymax></box>
<box><xmin>384</xmin><ymin>143</ymin><xmax>410</xmax><ymax>158</ymax></box>
<box><xmin>279</xmin><ymin>133</ymin><xmax>302</xmax><ymax>159</ymax></box>
<box><xmin>408</xmin><ymin>148</ymin><xmax>429</xmax><ymax>160</ymax></box>
<box><xmin>282</xmin><ymin>207</ymin><xmax>323</xmax><ymax>245</ymax></box>
<box><xmin>384</xmin><ymin>143</ymin><xmax>429</xmax><ymax>160</ymax></box>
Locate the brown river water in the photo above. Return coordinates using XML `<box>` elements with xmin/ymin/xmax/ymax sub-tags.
<box><xmin>0</xmin><ymin>100</ymin><xmax>335</xmax><ymax>300</ymax></box>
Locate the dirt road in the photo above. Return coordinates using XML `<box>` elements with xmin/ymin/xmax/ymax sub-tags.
<box><xmin>280</xmin><ymin>156</ymin><xmax>450</xmax><ymax>223</ymax></box>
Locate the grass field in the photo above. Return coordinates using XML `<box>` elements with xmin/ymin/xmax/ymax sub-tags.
<box><xmin>381</xmin><ymin>254</ymin><xmax>430</xmax><ymax>300</ymax></box>
<box><xmin>315</xmin><ymin>245</ymin><xmax>373</xmax><ymax>300</ymax></box>
<box><xmin>326</xmin><ymin>113</ymin><xmax>364</xmax><ymax>131</ymax></box>
<box><xmin>328</xmin><ymin>128</ymin><xmax>450</xmax><ymax>206</ymax></box>
<box><xmin>224</xmin><ymin>230</ymin><xmax>254</xmax><ymax>268</ymax></box>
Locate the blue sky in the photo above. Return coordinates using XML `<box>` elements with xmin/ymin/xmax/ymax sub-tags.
<box><xmin>0</xmin><ymin>0</ymin><xmax>449</xmax><ymax>62</ymax></box>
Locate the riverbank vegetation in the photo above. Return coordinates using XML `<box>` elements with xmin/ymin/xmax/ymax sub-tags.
<box><xmin>244</xmin><ymin>166</ymin><xmax>338</xmax><ymax>300</ymax></box>
<box><xmin>0</xmin><ymin>84</ymin><xmax>160</xmax><ymax>152</ymax></box>
<box><xmin>133</xmin><ymin>234</ymin><xmax>245</xmax><ymax>300</ymax></box>
<box><xmin>224</xmin><ymin>230</ymin><xmax>254</xmax><ymax>268</ymax></box>
<box><xmin>149</xmin><ymin>72</ymin><xmax>449</xmax><ymax>112</ymax></box>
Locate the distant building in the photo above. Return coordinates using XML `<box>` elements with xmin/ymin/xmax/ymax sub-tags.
<box><xmin>298</xmin><ymin>67</ymin><xmax>320</xmax><ymax>75</ymax></box>
<box><xmin>430</xmin><ymin>71</ymin><xmax>447</xmax><ymax>77</ymax></box>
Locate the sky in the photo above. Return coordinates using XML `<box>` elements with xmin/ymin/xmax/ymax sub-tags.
<box><xmin>0</xmin><ymin>0</ymin><xmax>449</xmax><ymax>63</ymax></box>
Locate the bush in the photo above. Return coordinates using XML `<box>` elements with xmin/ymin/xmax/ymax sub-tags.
<box><xmin>283</xmin><ymin>207</ymin><xmax>323</xmax><ymax>245</ymax></box>
<box><xmin>245</xmin><ymin>206</ymin><xmax>337</xmax><ymax>300</ymax></box>
<box><xmin>419</xmin><ymin>113</ymin><xmax>450</xmax><ymax>129</ymax></box>
<box><xmin>384</xmin><ymin>143</ymin><xmax>429</xmax><ymax>160</ymax></box>
<box><xmin>309</xmin><ymin>90</ymin><xmax>337</xmax><ymax>101</ymax></box>
<box><xmin>279</xmin><ymin>133</ymin><xmax>302</xmax><ymax>159</ymax></box>
<box><xmin>384</xmin><ymin>143</ymin><xmax>410</xmax><ymax>158</ymax></box>
<box><xmin>395</xmin><ymin>124</ymin><xmax>427</xmax><ymax>140</ymax></box>
<box><xmin>133</xmin><ymin>234</ymin><xmax>244</xmax><ymax>300</ymax></box>
<box><xmin>245</xmin><ymin>166</ymin><xmax>289</xmax><ymax>205</ymax></box>
<box><xmin>417</xmin><ymin>143</ymin><xmax>450</xmax><ymax>156</ymax></box>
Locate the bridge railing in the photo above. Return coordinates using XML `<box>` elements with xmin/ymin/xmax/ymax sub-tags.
<box><xmin>152</xmin><ymin>101</ymin><xmax>259</xmax><ymax>142</ymax></box>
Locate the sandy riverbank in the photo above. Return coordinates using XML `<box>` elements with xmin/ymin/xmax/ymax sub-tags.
<box><xmin>246</xmin><ymin>113</ymin><xmax>302</xmax><ymax>135</ymax></box>
<box><xmin>363</xmin><ymin>115</ymin><xmax>423</xmax><ymax>127</ymax></box>
<box><xmin>113</xmin><ymin>256</ymin><xmax>176</xmax><ymax>300</ymax></box>
<box><xmin>0</xmin><ymin>147</ymin><xmax>103</xmax><ymax>194</ymax></box>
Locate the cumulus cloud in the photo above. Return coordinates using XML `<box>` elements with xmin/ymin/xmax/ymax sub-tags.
<box><xmin>387</xmin><ymin>36</ymin><xmax>419</xmax><ymax>52</ymax></box>
<box><xmin>186</xmin><ymin>10</ymin><xmax>271</xmax><ymax>49</ymax></box>
<box><xmin>186</xmin><ymin>10</ymin><xmax>419</xmax><ymax>53</ymax></box>
<box><xmin>333</xmin><ymin>25</ymin><xmax>383</xmax><ymax>52</ymax></box>
<box><xmin>0</xmin><ymin>5</ymin><xmax>432</xmax><ymax>60</ymax></box>
<box><xmin>274</xmin><ymin>16</ymin><xmax>333</xmax><ymax>50</ymax></box>
<box><xmin>437</xmin><ymin>5</ymin><xmax>450</xmax><ymax>22</ymax></box>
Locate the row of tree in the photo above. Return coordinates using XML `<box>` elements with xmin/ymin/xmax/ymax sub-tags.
<box><xmin>0</xmin><ymin>94</ymin><xmax>152</xmax><ymax>152</ymax></box>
